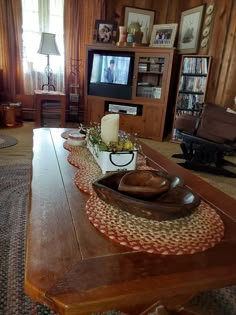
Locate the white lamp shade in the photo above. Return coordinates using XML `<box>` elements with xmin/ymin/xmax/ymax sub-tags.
<box><xmin>37</xmin><ymin>32</ymin><xmax>60</xmax><ymax>56</ymax></box>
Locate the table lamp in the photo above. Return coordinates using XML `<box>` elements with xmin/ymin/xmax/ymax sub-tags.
<box><xmin>37</xmin><ymin>32</ymin><xmax>60</xmax><ymax>91</ymax></box>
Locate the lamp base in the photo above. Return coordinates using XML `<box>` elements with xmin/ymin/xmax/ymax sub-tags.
<box><xmin>42</xmin><ymin>83</ymin><xmax>56</xmax><ymax>91</ymax></box>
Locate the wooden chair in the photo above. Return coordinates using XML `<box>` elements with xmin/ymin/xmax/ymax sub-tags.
<box><xmin>173</xmin><ymin>103</ymin><xmax>236</xmax><ymax>177</ymax></box>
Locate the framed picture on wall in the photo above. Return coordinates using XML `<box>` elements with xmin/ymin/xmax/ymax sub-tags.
<box><xmin>177</xmin><ymin>5</ymin><xmax>205</xmax><ymax>54</ymax></box>
<box><xmin>124</xmin><ymin>6</ymin><xmax>155</xmax><ymax>41</ymax></box>
<box><xmin>94</xmin><ymin>20</ymin><xmax>117</xmax><ymax>44</ymax></box>
<box><xmin>150</xmin><ymin>24</ymin><xmax>178</xmax><ymax>48</ymax></box>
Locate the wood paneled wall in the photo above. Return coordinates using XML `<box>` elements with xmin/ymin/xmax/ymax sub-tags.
<box><xmin>105</xmin><ymin>0</ymin><xmax>236</xmax><ymax>108</ymax></box>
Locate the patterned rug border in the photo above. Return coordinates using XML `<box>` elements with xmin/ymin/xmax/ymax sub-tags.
<box><xmin>0</xmin><ymin>163</ymin><xmax>58</xmax><ymax>315</ymax></box>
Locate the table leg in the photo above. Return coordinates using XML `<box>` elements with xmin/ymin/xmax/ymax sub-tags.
<box><xmin>35</xmin><ymin>97</ymin><xmax>41</xmax><ymax>127</ymax></box>
<box><xmin>60</xmin><ymin>98</ymin><xmax>66</xmax><ymax>127</ymax></box>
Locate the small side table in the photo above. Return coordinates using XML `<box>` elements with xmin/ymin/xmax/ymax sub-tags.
<box><xmin>34</xmin><ymin>90</ymin><xmax>66</xmax><ymax>127</ymax></box>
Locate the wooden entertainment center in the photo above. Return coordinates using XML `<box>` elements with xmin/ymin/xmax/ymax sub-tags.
<box><xmin>85</xmin><ymin>44</ymin><xmax>177</xmax><ymax>141</ymax></box>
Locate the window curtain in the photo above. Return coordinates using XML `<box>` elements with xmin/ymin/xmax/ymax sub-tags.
<box><xmin>0</xmin><ymin>0</ymin><xmax>106</xmax><ymax>100</ymax></box>
<box><xmin>22</xmin><ymin>0</ymin><xmax>64</xmax><ymax>94</ymax></box>
<box><xmin>64</xmin><ymin>0</ymin><xmax>106</xmax><ymax>119</ymax></box>
<box><xmin>0</xmin><ymin>0</ymin><xmax>24</xmax><ymax>101</ymax></box>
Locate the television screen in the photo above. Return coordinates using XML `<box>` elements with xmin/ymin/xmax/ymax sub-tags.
<box><xmin>90</xmin><ymin>54</ymin><xmax>131</xmax><ymax>85</ymax></box>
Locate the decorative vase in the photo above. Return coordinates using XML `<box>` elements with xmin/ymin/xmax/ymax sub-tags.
<box><xmin>118</xmin><ymin>26</ymin><xmax>127</xmax><ymax>43</ymax></box>
<box><xmin>127</xmin><ymin>33</ymin><xmax>134</xmax><ymax>43</ymax></box>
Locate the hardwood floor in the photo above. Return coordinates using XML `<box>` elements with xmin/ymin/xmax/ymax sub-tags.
<box><xmin>140</xmin><ymin>137</ymin><xmax>236</xmax><ymax>200</ymax></box>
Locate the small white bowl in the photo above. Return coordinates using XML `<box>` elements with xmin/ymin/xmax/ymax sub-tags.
<box><xmin>67</xmin><ymin>132</ymin><xmax>86</xmax><ymax>146</ymax></box>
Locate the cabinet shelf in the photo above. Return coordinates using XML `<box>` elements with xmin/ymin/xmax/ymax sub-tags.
<box><xmin>179</xmin><ymin>91</ymin><xmax>204</xmax><ymax>95</ymax></box>
<box><xmin>138</xmin><ymin>71</ymin><xmax>163</xmax><ymax>74</ymax></box>
<box><xmin>178</xmin><ymin>108</ymin><xmax>201</xmax><ymax>112</ymax></box>
<box><xmin>182</xmin><ymin>73</ymin><xmax>207</xmax><ymax>77</ymax></box>
<box><xmin>139</xmin><ymin>59</ymin><xmax>164</xmax><ymax>63</ymax></box>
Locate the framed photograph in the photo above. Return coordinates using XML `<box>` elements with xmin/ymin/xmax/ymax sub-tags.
<box><xmin>94</xmin><ymin>20</ymin><xmax>117</xmax><ymax>44</ymax></box>
<box><xmin>150</xmin><ymin>24</ymin><xmax>178</xmax><ymax>48</ymax></box>
<box><xmin>177</xmin><ymin>5</ymin><xmax>205</xmax><ymax>54</ymax></box>
<box><xmin>124</xmin><ymin>6</ymin><xmax>155</xmax><ymax>41</ymax></box>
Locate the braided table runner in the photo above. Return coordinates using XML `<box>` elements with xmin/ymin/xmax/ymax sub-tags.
<box><xmin>63</xmin><ymin>138</ymin><xmax>225</xmax><ymax>255</ymax></box>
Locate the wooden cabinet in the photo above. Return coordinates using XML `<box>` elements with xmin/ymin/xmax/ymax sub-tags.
<box><xmin>172</xmin><ymin>55</ymin><xmax>212</xmax><ymax>142</ymax></box>
<box><xmin>133</xmin><ymin>53</ymin><xmax>170</xmax><ymax>104</ymax></box>
<box><xmin>85</xmin><ymin>44</ymin><xmax>176</xmax><ymax>141</ymax></box>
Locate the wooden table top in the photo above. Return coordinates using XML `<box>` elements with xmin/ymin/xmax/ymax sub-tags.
<box><xmin>34</xmin><ymin>90</ymin><xmax>66</xmax><ymax>96</ymax></box>
<box><xmin>25</xmin><ymin>128</ymin><xmax>236</xmax><ymax>315</ymax></box>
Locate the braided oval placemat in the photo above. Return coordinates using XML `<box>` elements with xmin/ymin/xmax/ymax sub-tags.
<box><xmin>63</xmin><ymin>140</ymin><xmax>225</xmax><ymax>255</ymax></box>
<box><xmin>86</xmin><ymin>195</ymin><xmax>224</xmax><ymax>255</ymax></box>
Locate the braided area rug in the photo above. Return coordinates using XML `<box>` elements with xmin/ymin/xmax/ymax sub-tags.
<box><xmin>0</xmin><ymin>163</ymin><xmax>59</xmax><ymax>315</ymax></box>
<box><xmin>0</xmin><ymin>135</ymin><xmax>17</xmax><ymax>149</ymax></box>
<box><xmin>0</xmin><ymin>163</ymin><xmax>33</xmax><ymax>314</ymax></box>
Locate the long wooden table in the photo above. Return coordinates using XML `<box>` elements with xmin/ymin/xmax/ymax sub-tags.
<box><xmin>25</xmin><ymin>128</ymin><xmax>236</xmax><ymax>315</ymax></box>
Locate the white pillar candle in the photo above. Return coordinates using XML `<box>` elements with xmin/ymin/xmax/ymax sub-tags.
<box><xmin>101</xmin><ymin>114</ymin><xmax>119</xmax><ymax>144</ymax></box>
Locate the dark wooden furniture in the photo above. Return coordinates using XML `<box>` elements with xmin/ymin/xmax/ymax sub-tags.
<box><xmin>0</xmin><ymin>103</ymin><xmax>23</xmax><ymax>127</ymax></box>
<box><xmin>85</xmin><ymin>44</ymin><xmax>177</xmax><ymax>141</ymax></box>
<box><xmin>0</xmin><ymin>69</ymin><xmax>4</xmax><ymax>102</ymax></box>
<box><xmin>173</xmin><ymin>103</ymin><xmax>236</xmax><ymax>177</ymax></box>
<box><xmin>34</xmin><ymin>90</ymin><xmax>66</xmax><ymax>127</ymax></box>
<box><xmin>172</xmin><ymin>55</ymin><xmax>212</xmax><ymax>142</ymax></box>
<box><xmin>25</xmin><ymin>128</ymin><xmax>236</xmax><ymax>315</ymax></box>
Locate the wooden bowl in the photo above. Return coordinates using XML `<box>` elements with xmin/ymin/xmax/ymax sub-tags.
<box><xmin>92</xmin><ymin>170</ymin><xmax>201</xmax><ymax>221</ymax></box>
<box><xmin>118</xmin><ymin>170</ymin><xmax>170</xmax><ymax>199</ymax></box>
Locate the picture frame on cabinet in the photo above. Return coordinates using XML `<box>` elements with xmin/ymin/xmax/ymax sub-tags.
<box><xmin>177</xmin><ymin>5</ymin><xmax>205</xmax><ymax>54</ymax></box>
<box><xmin>149</xmin><ymin>24</ymin><xmax>178</xmax><ymax>48</ymax></box>
<box><xmin>94</xmin><ymin>20</ymin><xmax>117</xmax><ymax>44</ymax></box>
<box><xmin>124</xmin><ymin>6</ymin><xmax>155</xmax><ymax>41</ymax></box>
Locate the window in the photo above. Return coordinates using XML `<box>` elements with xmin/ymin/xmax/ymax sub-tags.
<box><xmin>21</xmin><ymin>0</ymin><xmax>64</xmax><ymax>93</ymax></box>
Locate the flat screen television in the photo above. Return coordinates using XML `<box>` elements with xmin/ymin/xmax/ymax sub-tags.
<box><xmin>87</xmin><ymin>49</ymin><xmax>135</xmax><ymax>100</ymax></box>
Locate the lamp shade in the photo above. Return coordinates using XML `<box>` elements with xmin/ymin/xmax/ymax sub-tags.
<box><xmin>37</xmin><ymin>32</ymin><xmax>60</xmax><ymax>56</ymax></box>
